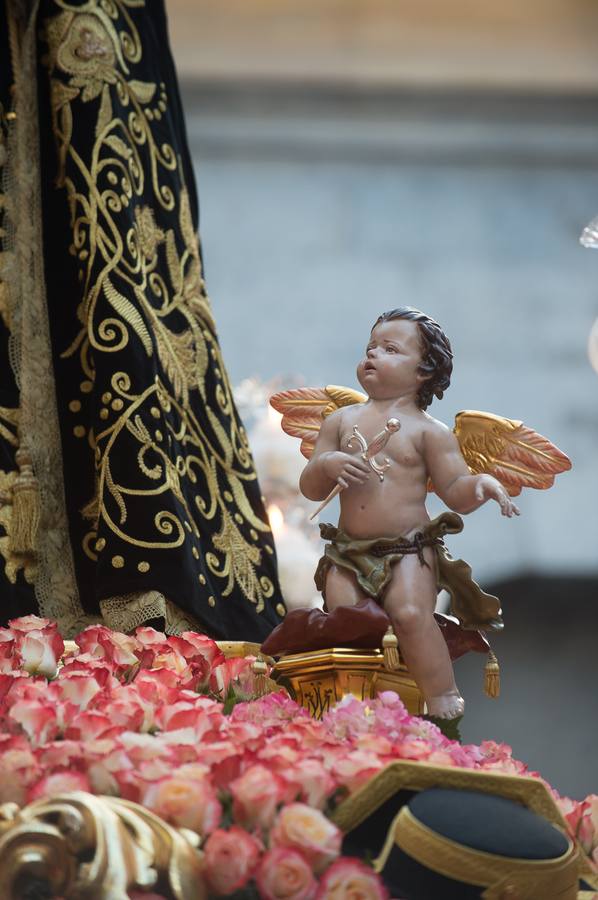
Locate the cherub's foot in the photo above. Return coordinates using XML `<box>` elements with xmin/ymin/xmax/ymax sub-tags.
<box><xmin>426</xmin><ymin>691</ymin><xmax>465</xmax><ymax>720</ymax></box>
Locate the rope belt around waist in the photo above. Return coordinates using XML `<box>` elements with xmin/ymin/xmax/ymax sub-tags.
<box><xmin>369</xmin><ymin>533</ymin><xmax>443</xmax><ymax>566</ymax></box>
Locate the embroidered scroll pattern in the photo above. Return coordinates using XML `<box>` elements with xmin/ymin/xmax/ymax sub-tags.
<box><xmin>42</xmin><ymin>0</ymin><xmax>275</xmax><ymax>617</ymax></box>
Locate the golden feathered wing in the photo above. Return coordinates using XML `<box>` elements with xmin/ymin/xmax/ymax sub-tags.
<box><xmin>270</xmin><ymin>389</ymin><xmax>571</xmax><ymax>497</ymax></box>
<box><xmin>453</xmin><ymin>410</ymin><xmax>571</xmax><ymax>496</ymax></box>
<box><xmin>269</xmin><ymin>385</ymin><xmax>366</xmax><ymax>459</ymax></box>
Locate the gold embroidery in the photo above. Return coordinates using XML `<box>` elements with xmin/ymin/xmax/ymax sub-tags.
<box><xmin>0</xmin><ymin>407</ymin><xmax>18</xmax><ymax>449</ymax></box>
<box><xmin>38</xmin><ymin>0</ymin><xmax>277</xmax><ymax>621</ymax></box>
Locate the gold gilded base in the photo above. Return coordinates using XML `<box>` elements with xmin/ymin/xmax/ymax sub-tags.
<box><xmin>272</xmin><ymin>647</ymin><xmax>425</xmax><ymax>719</ymax></box>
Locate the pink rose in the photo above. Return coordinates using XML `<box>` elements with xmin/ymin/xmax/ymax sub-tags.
<box><xmin>53</xmin><ymin>672</ymin><xmax>104</xmax><ymax>710</ymax></box>
<box><xmin>65</xmin><ymin>711</ymin><xmax>117</xmax><ymax>741</ymax></box>
<box><xmin>426</xmin><ymin>750</ymin><xmax>456</xmax><ymax>767</ymax></box>
<box><xmin>37</xmin><ymin>739</ymin><xmax>85</xmax><ymax>769</ymax></box>
<box><xmin>154</xmin><ymin>700</ymin><xmax>213</xmax><ymax>736</ymax></box>
<box><xmin>393</xmin><ymin>738</ymin><xmax>433</xmax><ymax>761</ymax></box>
<box><xmin>332</xmin><ymin>751</ymin><xmax>384</xmax><ymax>793</ymax></box>
<box><xmin>0</xmin><ymin>671</ymin><xmax>27</xmax><ymax>705</ymax></box>
<box><xmin>28</xmin><ymin>770</ymin><xmax>91</xmax><ymax>802</ymax></box>
<box><xmin>134</xmin><ymin>668</ymin><xmax>182</xmax><ymax>704</ymax></box>
<box><xmin>0</xmin><ymin>631</ymin><xmax>17</xmax><ymax>673</ymax></box>
<box><xmin>109</xmin><ymin>690</ymin><xmax>153</xmax><ymax>732</ymax></box>
<box><xmin>315</xmin><ymin>858</ymin><xmax>389</xmax><ymax>899</ymax></box>
<box><xmin>204</xmin><ymin>826</ymin><xmax>262</xmax><ymax>895</ymax></box>
<box><xmin>142</xmin><ymin>775</ymin><xmax>222</xmax><ymax>837</ymax></box>
<box><xmin>134</xmin><ymin>626</ymin><xmax>168</xmax><ymax>647</ymax></box>
<box><xmin>256</xmin><ymin>847</ymin><xmax>317</xmax><ymax>900</ymax></box>
<box><xmin>210</xmin><ymin>657</ymin><xmax>253</xmax><ymax>696</ymax></box>
<box><xmin>284</xmin><ymin>758</ymin><xmax>335</xmax><ymax>809</ymax></box>
<box><xmin>8</xmin><ymin>699</ymin><xmax>59</xmax><ymax>746</ymax></box>
<box><xmin>562</xmin><ymin>794</ymin><xmax>598</xmax><ymax>857</ymax></box>
<box><xmin>8</xmin><ymin>615</ymin><xmax>53</xmax><ymax>634</ymax></box>
<box><xmin>230</xmin><ymin>764</ymin><xmax>286</xmax><ymax>830</ymax></box>
<box><xmin>270</xmin><ymin>804</ymin><xmax>342</xmax><ymax>873</ymax></box>
<box><xmin>178</xmin><ymin>631</ymin><xmax>225</xmax><ymax>667</ymax></box>
<box><xmin>6</xmin><ymin>617</ymin><xmax>64</xmax><ymax>678</ymax></box>
<box><xmin>16</xmin><ymin>628</ymin><xmax>64</xmax><ymax>679</ymax></box>
<box><xmin>58</xmin><ymin>654</ymin><xmax>115</xmax><ymax>689</ymax></box>
<box><xmin>0</xmin><ymin>736</ymin><xmax>41</xmax><ymax>804</ymax></box>
<box><xmin>149</xmin><ymin>646</ymin><xmax>190</xmax><ymax>676</ymax></box>
<box><xmin>75</xmin><ymin>625</ymin><xmax>140</xmax><ymax>671</ymax></box>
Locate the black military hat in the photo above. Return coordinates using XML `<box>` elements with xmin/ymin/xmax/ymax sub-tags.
<box><xmin>332</xmin><ymin>760</ymin><xmax>597</xmax><ymax>900</ymax></box>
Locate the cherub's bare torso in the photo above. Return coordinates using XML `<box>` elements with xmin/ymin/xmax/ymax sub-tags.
<box><xmin>337</xmin><ymin>402</ymin><xmax>433</xmax><ymax>539</ymax></box>
<box><xmin>296</xmin><ymin>313</ymin><xmax>521</xmax><ymax>720</ymax></box>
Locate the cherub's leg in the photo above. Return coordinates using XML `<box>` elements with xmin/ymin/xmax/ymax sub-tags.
<box><xmin>324</xmin><ymin>565</ymin><xmax>367</xmax><ymax>611</ymax></box>
<box><xmin>383</xmin><ymin>550</ymin><xmax>464</xmax><ymax>719</ymax></box>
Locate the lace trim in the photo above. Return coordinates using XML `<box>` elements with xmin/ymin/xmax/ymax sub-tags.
<box><xmin>99</xmin><ymin>590</ymin><xmax>207</xmax><ymax>635</ymax></box>
<box><xmin>3</xmin><ymin>1</ymin><xmax>96</xmax><ymax>637</ymax></box>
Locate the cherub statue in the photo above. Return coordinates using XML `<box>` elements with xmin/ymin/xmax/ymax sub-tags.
<box><xmin>270</xmin><ymin>307</ymin><xmax>571</xmax><ymax>720</ymax></box>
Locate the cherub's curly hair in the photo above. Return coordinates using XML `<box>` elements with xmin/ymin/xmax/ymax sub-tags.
<box><xmin>373</xmin><ymin>307</ymin><xmax>453</xmax><ymax>410</ymax></box>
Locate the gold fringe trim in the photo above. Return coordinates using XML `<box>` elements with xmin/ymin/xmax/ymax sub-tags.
<box><xmin>485</xmin><ymin>650</ymin><xmax>501</xmax><ymax>699</ymax></box>
<box><xmin>251</xmin><ymin>656</ymin><xmax>269</xmax><ymax>697</ymax></box>
<box><xmin>8</xmin><ymin>446</ymin><xmax>39</xmax><ymax>554</ymax></box>
<box><xmin>382</xmin><ymin>626</ymin><xmax>400</xmax><ymax>671</ymax></box>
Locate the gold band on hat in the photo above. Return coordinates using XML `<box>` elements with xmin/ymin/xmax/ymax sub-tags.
<box><xmin>387</xmin><ymin>806</ymin><xmax>579</xmax><ymax>900</ymax></box>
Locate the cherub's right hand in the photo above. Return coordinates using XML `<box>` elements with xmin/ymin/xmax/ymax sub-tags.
<box><xmin>322</xmin><ymin>452</ymin><xmax>371</xmax><ymax>490</ymax></box>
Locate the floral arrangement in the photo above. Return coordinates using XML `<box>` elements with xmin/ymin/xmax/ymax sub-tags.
<box><xmin>0</xmin><ymin>615</ymin><xmax>595</xmax><ymax>899</ymax></box>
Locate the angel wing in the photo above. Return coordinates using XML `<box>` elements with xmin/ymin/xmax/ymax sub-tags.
<box><xmin>270</xmin><ymin>385</ymin><xmax>366</xmax><ymax>459</ymax></box>
<box><xmin>453</xmin><ymin>410</ymin><xmax>571</xmax><ymax>497</ymax></box>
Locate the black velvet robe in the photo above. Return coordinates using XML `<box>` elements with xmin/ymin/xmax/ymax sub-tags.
<box><xmin>0</xmin><ymin>0</ymin><xmax>285</xmax><ymax>640</ymax></box>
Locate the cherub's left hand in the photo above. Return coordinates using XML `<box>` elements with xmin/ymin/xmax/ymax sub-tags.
<box><xmin>474</xmin><ymin>474</ymin><xmax>521</xmax><ymax>517</ymax></box>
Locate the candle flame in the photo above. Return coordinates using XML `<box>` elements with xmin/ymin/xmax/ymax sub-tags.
<box><xmin>267</xmin><ymin>503</ymin><xmax>285</xmax><ymax>537</ymax></box>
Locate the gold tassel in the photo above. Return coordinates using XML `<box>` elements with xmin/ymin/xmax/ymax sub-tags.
<box><xmin>9</xmin><ymin>446</ymin><xmax>40</xmax><ymax>555</ymax></box>
<box><xmin>252</xmin><ymin>657</ymin><xmax>269</xmax><ymax>697</ymax></box>
<box><xmin>382</xmin><ymin>626</ymin><xmax>401</xmax><ymax>671</ymax></box>
<box><xmin>484</xmin><ymin>650</ymin><xmax>500</xmax><ymax>698</ymax></box>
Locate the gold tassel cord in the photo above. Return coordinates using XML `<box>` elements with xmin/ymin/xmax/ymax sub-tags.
<box><xmin>251</xmin><ymin>656</ymin><xmax>269</xmax><ymax>697</ymax></box>
<box><xmin>9</xmin><ymin>446</ymin><xmax>40</xmax><ymax>555</ymax></box>
<box><xmin>383</xmin><ymin>626</ymin><xmax>401</xmax><ymax>672</ymax></box>
<box><xmin>484</xmin><ymin>650</ymin><xmax>500</xmax><ymax>699</ymax></box>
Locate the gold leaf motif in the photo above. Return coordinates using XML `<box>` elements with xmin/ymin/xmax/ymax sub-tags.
<box><xmin>165</xmin><ymin>228</ymin><xmax>183</xmax><ymax>294</ymax></box>
<box><xmin>129</xmin><ymin>79</ymin><xmax>157</xmax><ymax>104</ymax></box>
<box><xmin>103</xmin><ymin>277</ymin><xmax>153</xmax><ymax>356</ymax></box>
<box><xmin>104</xmin><ymin>133</ymin><xmax>131</xmax><ymax>159</ymax></box>
<box><xmin>226</xmin><ymin>472</ymin><xmax>270</xmax><ymax>534</ymax></box>
<box><xmin>213</xmin><ymin>508</ymin><xmax>263</xmax><ymax>608</ymax></box>
<box><xmin>95</xmin><ymin>84</ymin><xmax>112</xmax><ymax>137</ymax></box>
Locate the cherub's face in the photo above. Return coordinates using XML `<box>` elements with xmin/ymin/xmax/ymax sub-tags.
<box><xmin>356</xmin><ymin>319</ymin><xmax>426</xmax><ymax>400</ymax></box>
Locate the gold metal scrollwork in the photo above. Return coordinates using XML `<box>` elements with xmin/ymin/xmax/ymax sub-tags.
<box><xmin>0</xmin><ymin>791</ymin><xmax>206</xmax><ymax>899</ymax></box>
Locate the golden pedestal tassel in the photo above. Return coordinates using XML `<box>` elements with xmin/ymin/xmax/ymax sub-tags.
<box><xmin>271</xmin><ymin>647</ymin><xmax>425</xmax><ymax>719</ymax></box>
